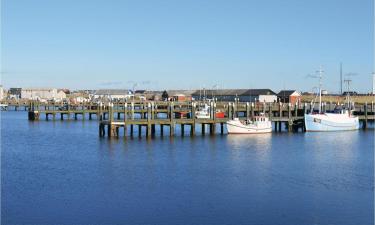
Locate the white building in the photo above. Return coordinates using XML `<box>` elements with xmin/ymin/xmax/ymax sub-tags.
<box><xmin>21</xmin><ymin>88</ymin><xmax>66</xmax><ymax>100</ymax></box>
<box><xmin>93</xmin><ymin>89</ymin><xmax>134</xmax><ymax>101</ymax></box>
<box><xmin>258</xmin><ymin>95</ymin><xmax>278</xmax><ymax>103</ymax></box>
<box><xmin>0</xmin><ymin>86</ymin><xmax>4</xmax><ymax>100</ymax></box>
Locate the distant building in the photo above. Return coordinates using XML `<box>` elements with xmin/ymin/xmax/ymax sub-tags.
<box><xmin>191</xmin><ymin>89</ymin><xmax>277</xmax><ymax>102</ymax></box>
<box><xmin>0</xmin><ymin>86</ymin><xmax>4</xmax><ymax>100</ymax></box>
<box><xmin>277</xmin><ymin>90</ymin><xmax>301</xmax><ymax>105</ymax></box>
<box><xmin>93</xmin><ymin>89</ymin><xmax>134</xmax><ymax>100</ymax></box>
<box><xmin>21</xmin><ymin>88</ymin><xmax>66</xmax><ymax>100</ymax></box>
<box><xmin>166</xmin><ymin>90</ymin><xmax>196</xmax><ymax>101</ymax></box>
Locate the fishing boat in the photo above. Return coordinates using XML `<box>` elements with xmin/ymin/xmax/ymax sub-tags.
<box><xmin>227</xmin><ymin>113</ymin><xmax>272</xmax><ymax>134</ymax></box>
<box><xmin>195</xmin><ymin>104</ymin><xmax>210</xmax><ymax>119</ymax></box>
<box><xmin>304</xmin><ymin>67</ymin><xmax>359</xmax><ymax>131</ymax></box>
<box><xmin>195</xmin><ymin>103</ymin><xmax>226</xmax><ymax>119</ymax></box>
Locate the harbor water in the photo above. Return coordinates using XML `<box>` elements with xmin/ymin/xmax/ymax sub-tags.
<box><xmin>1</xmin><ymin>112</ymin><xmax>374</xmax><ymax>225</ymax></box>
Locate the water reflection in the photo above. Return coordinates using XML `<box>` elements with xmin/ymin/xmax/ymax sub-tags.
<box><xmin>226</xmin><ymin>133</ymin><xmax>273</xmax><ymax>151</ymax></box>
<box><xmin>226</xmin><ymin>133</ymin><xmax>273</xmax><ymax>170</ymax></box>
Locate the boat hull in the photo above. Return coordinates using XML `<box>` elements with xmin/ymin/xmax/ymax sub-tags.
<box><xmin>304</xmin><ymin>113</ymin><xmax>359</xmax><ymax>132</ymax></box>
<box><xmin>227</xmin><ymin>120</ymin><xmax>272</xmax><ymax>134</ymax></box>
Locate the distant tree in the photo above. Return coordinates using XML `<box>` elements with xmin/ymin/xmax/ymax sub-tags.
<box><xmin>162</xmin><ymin>90</ymin><xmax>169</xmax><ymax>100</ymax></box>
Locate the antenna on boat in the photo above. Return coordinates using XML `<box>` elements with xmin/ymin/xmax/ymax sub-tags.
<box><xmin>344</xmin><ymin>72</ymin><xmax>357</xmax><ymax>109</ymax></box>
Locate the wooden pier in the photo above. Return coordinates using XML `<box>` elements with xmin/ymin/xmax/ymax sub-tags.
<box><xmin>23</xmin><ymin>100</ymin><xmax>375</xmax><ymax>137</ymax></box>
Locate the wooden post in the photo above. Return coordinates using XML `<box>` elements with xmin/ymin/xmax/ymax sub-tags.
<box><xmin>190</xmin><ymin>123</ymin><xmax>195</xmax><ymax>136</ymax></box>
<box><xmin>151</xmin><ymin>102</ymin><xmax>155</xmax><ymax>120</ymax></box>
<box><xmin>210</xmin><ymin>123</ymin><xmax>216</xmax><ymax>135</ymax></box>
<box><xmin>99</xmin><ymin>123</ymin><xmax>105</xmax><ymax>137</ymax></box>
<box><xmin>192</xmin><ymin>102</ymin><xmax>196</xmax><ymax>120</ymax></box>
<box><xmin>170</xmin><ymin>123</ymin><xmax>175</xmax><ymax>136</ymax></box>
<box><xmin>294</xmin><ymin>103</ymin><xmax>298</xmax><ymax>117</ymax></box>
<box><xmin>170</xmin><ymin>102</ymin><xmax>175</xmax><ymax>136</ymax></box>
<box><xmin>288</xmin><ymin>120</ymin><xmax>293</xmax><ymax>132</ymax></box>
<box><xmin>251</xmin><ymin>102</ymin><xmax>254</xmax><ymax>118</ymax></box>
<box><xmin>131</xmin><ymin>102</ymin><xmax>135</xmax><ymax>120</ymax></box>
<box><xmin>147</xmin><ymin>125</ymin><xmax>151</xmax><ymax>137</ymax></box>
<box><xmin>82</xmin><ymin>103</ymin><xmax>85</xmax><ymax>120</ymax></box>
<box><xmin>269</xmin><ymin>103</ymin><xmax>273</xmax><ymax>119</ymax></box>
<box><xmin>364</xmin><ymin>102</ymin><xmax>368</xmax><ymax>129</ymax></box>
<box><xmin>160</xmin><ymin>125</ymin><xmax>164</xmax><ymax>136</ymax></box>
<box><xmin>138</xmin><ymin>125</ymin><xmax>142</xmax><ymax>137</ymax></box>
<box><xmin>151</xmin><ymin>124</ymin><xmax>155</xmax><ymax>136</ymax></box>
<box><xmin>109</xmin><ymin>103</ymin><xmax>114</xmax><ymax>122</ymax></box>
<box><xmin>181</xmin><ymin>124</ymin><xmax>185</xmax><ymax>136</ymax></box>
<box><xmin>147</xmin><ymin>102</ymin><xmax>152</xmax><ymax>138</ymax></box>
<box><xmin>107</xmin><ymin>124</ymin><xmax>112</xmax><ymax>137</ymax></box>
<box><xmin>246</xmin><ymin>102</ymin><xmax>250</xmax><ymax>120</ymax></box>
<box><xmin>288</xmin><ymin>103</ymin><xmax>291</xmax><ymax>119</ymax></box>
<box><xmin>202</xmin><ymin>124</ymin><xmax>206</xmax><ymax>135</ymax></box>
<box><xmin>220</xmin><ymin>123</ymin><xmax>224</xmax><ymax>135</ymax></box>
<box><xmin>228</xmin><ymin>103</ymin><xmax>232</xmax><ymax>120</ymax></box>
<box><xmin>124</xmin><ymin>103</ymin><xmax>128</xmax><ymax>122</ymax></box>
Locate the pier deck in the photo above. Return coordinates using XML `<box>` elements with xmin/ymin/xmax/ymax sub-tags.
<box><xmin>15</xmin><ymin>100</ymin><xmax>374</xmax><ymax>137</ymax></box>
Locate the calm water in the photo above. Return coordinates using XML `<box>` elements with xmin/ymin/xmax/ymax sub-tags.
<box><xmin>1</xmin><ymin>112</ymin><xmax>374</xmax><ymax>225</ymax></box>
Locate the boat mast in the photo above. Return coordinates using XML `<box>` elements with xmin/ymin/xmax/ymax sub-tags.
<box><xmin>318</xmin><ymin>66</ymin><xmax>323</xmax><ymax>114</ymax></box>
<box><xmin>340</xmin><ymin>63</ymin><xmax>343</xmax><ymax>94</ymax></box>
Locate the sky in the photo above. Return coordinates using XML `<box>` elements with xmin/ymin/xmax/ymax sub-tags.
<box><xmin>1</xmin><ymin>0</ymin><xmax>374</xmax><ymax>93</ymax></box>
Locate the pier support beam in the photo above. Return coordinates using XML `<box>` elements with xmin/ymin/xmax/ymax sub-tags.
<box><xmin>138</xmin><ymin>125</ymin><xmax>142</xmax><ymax>137</ymax></box>
<box><xmin>181</xmin><ymin>124</ymin><xmax>185</xmax><ymax>137</ymax></box>
<box><xmin>28</xmin><ymin>111</ymin><xmax>40</xmax><ymax>121</ymax></box>
<box><xmin>210</xmin><ymin>123</ymin><xmax>216</xmax><ymax>135</ymax></box>
<box><xmin>288</xmin><ymin>120</ymin><xmax>293</xmax><ymax>132</ymax></box>
<box><xmin>170</xmin><ymin>123</ymin><xmax>175</xmax><ymax>137</ymax></box>
<box><xmin>363</xmin><ymin>103</ymin><xmax>368</xmax><ymax>130</ymax></box>
<box><xmin>147</xmin><ymin>125</ymin><xmax>151</xmax><ymax>138</ymax></box>
<box><xmin>190</xmin><ymin>123</ymin><xmax>195</xmax><ymax>136</ymax></box>
<box><xmin>151</xmin><ymin>124</ymin><xmax>156</xmax><ymax>137</ymax></box>
<box><xmin>130</xmin><ymin>125</ymin><xmax>134</xmax><ymax>137</ymax></box>
<box><xmin>99</xmin><ymin>123</ymin><xmax>105</xmax><ymax>137</ymax></box>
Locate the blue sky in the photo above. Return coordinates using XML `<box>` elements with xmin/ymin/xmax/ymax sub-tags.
<box><xmin>1</xmin><ymin>0</ymin><xmax>374</xmax><ymax>92</ymax></box>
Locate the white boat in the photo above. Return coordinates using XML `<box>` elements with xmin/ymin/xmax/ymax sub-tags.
<box><xmin>305</xmin><ymin>110</ymin><xmax>359</xmax><ymax>131</ymax></box>
<box><xmin>227</xmin><ymin>114</ymin><xmax>272</xmax><ymax>134</ymax></box>
<box><xmin>195</xmin><ymin>104</ymin><xmax>210</xmax><ymax>119</ymax></box>
<box><xmin>304</xmin><ymin>66</ymin><xmax>359</xmax><ymax>132</ymax></box>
